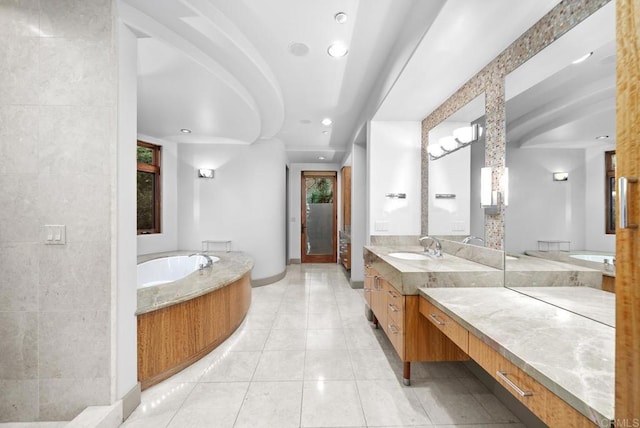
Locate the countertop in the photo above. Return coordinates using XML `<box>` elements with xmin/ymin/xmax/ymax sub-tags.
<box><xmin>505</xmin><ymin>253</ymin><xmax>602</xmax><ymax>288</ymax></box>
<box><xmin>524</xmin><ymin>250</ymin><xmax>616</xmax><ymax>277</ymax></box>
<box><xmin>509</xmin><ymin>286</ymin><xmax>615</xmax><ymax>327</ymax></box>
<box><xmin>137</xmin><ymin>251</ymin><xmax>254</xmax><ymax>315</ymax></box>
<box><xmin>418</xmin><ymin>287</ymin><xmax>614</xmax><ymax>425</ymax></box>
<box><xmin>364</xmin><ymin>245</ymin><xmax>503</xmax><ymax>294</ymax></box>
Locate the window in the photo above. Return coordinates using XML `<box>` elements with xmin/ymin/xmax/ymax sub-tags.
<box><xmin>137</xmin><ymin>141</ymin><xmax>161</xmax><ymax>234</ymax></box>
<box><xmin>605</xmin><ymin>150</ymin><xmax>616</xmax><ymax>234</ymax></box>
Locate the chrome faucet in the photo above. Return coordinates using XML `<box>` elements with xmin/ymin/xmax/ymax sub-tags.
<box><xmin>462</xmin><ymin>236</ymin><xmax>485</xmax><ymax>246</ymax></box>
<box><xmin>189</xmin><ymin>253</ymin><xmax>214</xmax><ymax>270</ymax></box>
<box><xmin>418</xmin><ymin>236</ymin><xmax>442</xmax><ymax>257</ymax></box>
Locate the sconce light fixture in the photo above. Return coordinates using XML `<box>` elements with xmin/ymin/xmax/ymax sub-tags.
<box><xmin>385</xmin><ymin>193</ymin><xmax>406</xmax><ymax>199</ymax></box>
<box><xmin>197</xmin><ymin>168</ymin><xmax>214</xmax><ymax>179</ymax></box>
<box><xmin>553</xmin><ymin>172</ymin><xmax>569</xmax><ymax>181</ymax></box>
<box><xmin>481</xmin><ymin>167</ymin><xmax>509</xmax><ymax>214</ymax></box>
<box><xmin>428</xmin><ymin>123</ymin><xmax>483</xmax><ymax>160</ymax></box>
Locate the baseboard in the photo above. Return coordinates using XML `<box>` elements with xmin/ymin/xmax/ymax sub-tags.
<box><xmin>66</xmin><ymin>401</ymin><xmax>122</xmax><ymax>428</ymax></box>
<box><xmin>288</xmin><ymin>258</ymin><xmax>301</xmax><ymax>264</ymax></box>
<box><xmin>251</xmin><ymin>269</ymin><xmax>286</xmax><ymax>287</ymax></box>
<box><xmin>121</xmin><ymin>382</ymin><xmax>141</xmax><ymax>421</ymax></box>
<box><xmin>350</xmin><ymin>280</ymin><xmax>364</xmax><ymax>289</ymax></box>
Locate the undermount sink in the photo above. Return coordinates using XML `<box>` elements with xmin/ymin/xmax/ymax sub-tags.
<box><xmin>388</xmin><ymin>252</ymin><xmax>431</xmax><ymax>261</ymax></box>
<box><xmin>506</xmin><ymin>255</ymin><xmax>519</xmax><ymax>260</ymax></box>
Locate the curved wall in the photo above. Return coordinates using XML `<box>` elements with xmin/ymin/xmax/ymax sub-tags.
<box><xmin>177</xmin><ymin>139</ymin><xmax>287</xmax><ymax>282</ymax></box>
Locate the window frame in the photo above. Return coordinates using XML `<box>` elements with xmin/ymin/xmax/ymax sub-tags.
<box><xmin>605</xmin><ymin>150</ymin><xmax>616</xmax><ymax>235</ymax></box>
<box><xmin>137</xmin><ymin>140</ymin><xmax>162</xmax><ymax>235</ymax></box>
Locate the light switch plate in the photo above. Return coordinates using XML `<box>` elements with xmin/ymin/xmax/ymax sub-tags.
<box><xmin>44</xmin><ymin>225</ymin><xmax>66</xmax><ymax>245</ymax></box>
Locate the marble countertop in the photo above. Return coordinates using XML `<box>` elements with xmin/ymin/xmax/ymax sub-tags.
<box><xmin>137</xmin><ymin>251</ymin><xmax>254</xmax><ymax>315</ymax></box>
<box><xmin>524</xmin><ymin>250</ymin><xmax>616</xmax><ymax>277</ymax></box>
<box><xmin>509</xmin><ymin>286</ymin><xmax>615</xmax><ymax>327</ymax></box>
<box><xmin>418</xmin><ymin>287</ymin><xmax>614</xmax><ymax>424</ymax></box>
<box><xmin>505</xmin><ymin>254</ymin><xmax>602</xmax><ymax>288</ymax></box>
<box><xmin>364</xmin><ymin>245</ymin><xmax>503</xmax><ymax>294</ymax></box>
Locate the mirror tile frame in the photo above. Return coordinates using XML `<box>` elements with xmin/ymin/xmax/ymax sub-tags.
<box><xmin>421</xmin><ymin>0</ymin><xmax>611</xmax><ymax>250</ymax></box>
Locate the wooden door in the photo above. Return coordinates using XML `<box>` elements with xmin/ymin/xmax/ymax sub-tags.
<box><xmin>615</xmin><ymin>0</ymin><xmax>640</xmax><ymax>421</ymax></box>
<box><xmin>301</xmin><ymin>171</ymin><xmax>337</xmax><ymax>263</ymax></box>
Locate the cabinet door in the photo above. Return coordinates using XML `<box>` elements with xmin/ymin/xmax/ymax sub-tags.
<box><xmin>364</xmin><ymin>266</ymin><xmax>375</xmax><ymax>307</ymax></box>
<box><xmin>616</xmin><ymin>0</ymin><xmax>640</xmax><ymax>419</ymax></box>
<box><xmin>371</xmin><ymin>275</ymin><xmax>386</xmax><ymax>329</ymax></box>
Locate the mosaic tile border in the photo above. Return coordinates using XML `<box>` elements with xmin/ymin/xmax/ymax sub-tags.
<box><xmin>421</xmin><ymin>0</ymin><xmax>611</xmax><ymax>250</ymax></box>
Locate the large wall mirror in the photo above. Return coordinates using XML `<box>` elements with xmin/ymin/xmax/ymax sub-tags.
<box><xmin>427</xmin><ymin>93</ymin><xmax>486</xmax><ymax>242</ymax></box>
<box><xmin>503</xmin><ymin>2</ymin><xmax>615</xmax><ymax>326</ymax></box>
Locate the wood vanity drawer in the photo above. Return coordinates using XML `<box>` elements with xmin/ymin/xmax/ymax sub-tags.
<box><xmin>385</xmin><ymin>282</ymin><xmax>404</xmax><ymax>320</ymax></box>
<box><xmin>420</xmin><ymin>298</ymin><xmax>468</xmax><ymax>353</ymax></box>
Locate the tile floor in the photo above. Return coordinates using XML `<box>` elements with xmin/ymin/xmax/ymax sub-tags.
<box><xmin>121</xmin><ymin>264</ymin><xmax>525</xmax><ymax>428</ymax></box>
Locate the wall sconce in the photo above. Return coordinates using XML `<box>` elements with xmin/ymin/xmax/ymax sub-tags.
<box><xmin>480</xmin><ymin>167</ymin><xmax>508</xmax><ymax>214</ymax></box>
<box><xmin>428</xmin><ymin>123</ymin><xmax>483</xmax><ymax>160</ymax></box>
<box><xmin>197</xmin><ymin>168</ymin><xmax>214</xmax><ymax>179</ymax></box>
<box><xmin>553</xmin><ymin>172</ymin><xmax>569</xmax><ymax>181</ymax></box>
<box><xmin>385</xmin><ymin>193</ymin><xmax>406</xmax><ymax>199</ymax></box>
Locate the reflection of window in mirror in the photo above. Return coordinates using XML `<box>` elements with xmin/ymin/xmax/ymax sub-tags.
<box><xmin>605</xmin><ymin>150</ymin><xmax>616</xmax><ymax>234</ymax></box>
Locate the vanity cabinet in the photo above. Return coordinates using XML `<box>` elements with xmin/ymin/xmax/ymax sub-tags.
<box><xmin>365</xmin><ymin>266</ymin><xmax>468</xmax><ymax>383</ymax></box>
<box><xmin>419</xmin><ymin>295</ymin><xmax>597</xmax><ymax>426</ymax></box>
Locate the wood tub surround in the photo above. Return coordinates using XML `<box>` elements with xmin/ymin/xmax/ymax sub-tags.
<box><xmin>137</xmin><ymin>252</ymin><xmax>253</xmax><ymax>390</ymax></box>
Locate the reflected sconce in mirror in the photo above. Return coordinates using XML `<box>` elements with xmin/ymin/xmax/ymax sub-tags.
<box><xmin>481</xmin><ymin>167</ymin><xmax>508</xmax><ymax>214</ymax></box>
<box><xmin>553</xmin><ymin>172</ymin><xmax>569</xmax><ymax>181</ymax></box>
<box><xmin>197</xmin><ymin>168</ymin><xmax>215</xmax><ymax>179</ymax></box>
<box><xmin>428</xmin><ymin>123</ymin><xmax>483</xmax><ymax>160</ymax></box>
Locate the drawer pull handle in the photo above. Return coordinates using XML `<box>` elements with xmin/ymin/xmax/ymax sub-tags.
<box><xmin>429</xmin><ymin>313</ymin><xmax>448</xmax><ymax>325</ymax></box>
<box><xmin>388</xmin><ymin>324</ymin><xmax>400</xmax><ymax>334</ymax></box>
<box><xmin>496</xmin><ymin>371</ymin><xmax>533</xmax><ymax>397</ymax></box>
<box><xmin>387</xmin><ymin>290</ymin><xmax>397</xmax><ymax>298</ymax></box>
<box><xmin>388</xmin><ymin>303</ymin><xmax>399</xmax><ymax>313</ymax></box>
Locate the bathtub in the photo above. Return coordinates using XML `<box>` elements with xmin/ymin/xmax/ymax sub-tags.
<box><xmin>570</xmin><ymin>254</ymin><xmax>615</xmax><ymax>264</ymax></box>
<box><xmin>137</xmin><ymin>255</ymin><xmax>220</xmax><ymax>288</ymax></box>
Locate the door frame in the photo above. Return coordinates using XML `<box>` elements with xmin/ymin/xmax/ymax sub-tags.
<box><xmin>301</xmin><ymin>171</ymin><xmax>337</xmax><ymax>263</ymax></box>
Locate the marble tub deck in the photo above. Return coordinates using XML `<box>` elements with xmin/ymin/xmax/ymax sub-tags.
<box><xmin>137</xmin><ymin>251</ymin><xmax>254</xmax><ymax>315</ymax></box>
<box><xmin>419</xmin><ymin>287</ymin><xmax>614</xmax><ymax>425</ymax></box>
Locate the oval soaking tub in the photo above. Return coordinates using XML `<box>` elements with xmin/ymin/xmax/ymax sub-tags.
<box><xmin>136</xmin><ymin>251</ymin><xmax>253</xmax><ymax>389</ymax></box>
<box><xmin>137</xmin><ymin>254</ymin><xmax>220</xmax><ymax>288</ymax></box>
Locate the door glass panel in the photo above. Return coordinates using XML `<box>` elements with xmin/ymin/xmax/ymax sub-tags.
<box><xmin>305</xmin><ymin>177</ymin><xmax>334</xmax><ymax>255</ymax></box>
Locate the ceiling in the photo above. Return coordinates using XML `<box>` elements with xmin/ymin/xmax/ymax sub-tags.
<box><xmin>505</xmin><ymin>1</ymin><xmax>615</xmax><ymax>150</ymax></box>
<box><xmin>119</xmin><ymin>0</ymin><xmax>564</xmax><ymax>164</ymax></box>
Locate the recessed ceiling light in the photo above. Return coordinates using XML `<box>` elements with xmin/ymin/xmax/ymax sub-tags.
<box><xmin>180</xmin><ymin>128</ymin><xmax>192</xmax><ymax>133</ymax></box>
<box><xmin>596</xmin><ymin>135</ymin><xmax>610</xmax><ymax>140</ymax></box>
<box><xmin>572</xmin><ymin>52</ymin><xmax>593</xmax><ymax>64</ymax></box>
<box><xmin>289</xmin><ymin>42</ymin><xmax>309</xmax><ymax>57</ymax></box>
<box><xmin>321</xmin><ymin>118</ymin><xmax>332</xmax><ymax>126</ymax></box>
<box><xmin>334</xmin><ymin>12</ymin><xmax>347</xmax><ymax>24</ymax></box>
<box><xmin>318</xmin><ymin>156</ymin><xmax>326</xmax><ymax>160</ymax></box>
<box><xmin>327</xmin><ymin>42</ymin><xmax>348</xmax><ymax>58</ymax></box>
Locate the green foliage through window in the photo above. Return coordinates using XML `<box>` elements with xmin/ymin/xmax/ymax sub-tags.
<box><xmin>306</xmin><ymin>178</ymin><xmax>334</xmax><ymax>203</ymax></box>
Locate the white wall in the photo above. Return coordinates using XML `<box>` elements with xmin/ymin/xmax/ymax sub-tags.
<box><xmin>350</xmin><ymin>144</ymin><xmax>367</xmax><ymax>283</ymax></box>
<box><xmin>115</xmin><ymin>21</ymin><xmax>139</xmax><ymax>402</ymax></box>
<box><xmin>136</xmin><ymin>134</ymin><xmax>178</xmax><ymax>255</ymax></box>
<box><xmin>367</xmin><ymin>121</ymin><xmax>422</xmax><ymax>236</ymax></box>
<box><xmin>177</xmin><ymin>140</ymin><xmax>287</xmax><ymax>281</ymax></box>
<box><xmin>288</xmin><ymin>163</ymin><xmax>340</xmax><ymax>261</ymax></box>
<box><xmin>505</xmin><ymin>147</ymin><xmax>587</xmax><ymax>253</ymax></box>
<box><xmin>584</xmin><ymin>144</ymin><xmax>616</xmax><ymax>252</ymax></box>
